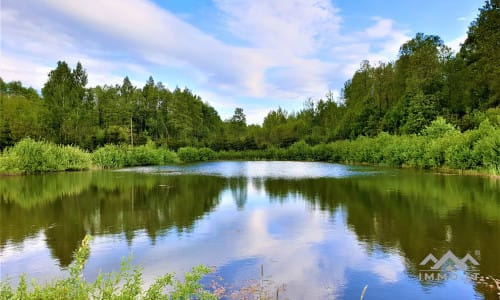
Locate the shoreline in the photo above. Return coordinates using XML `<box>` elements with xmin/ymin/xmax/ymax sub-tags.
<box><xmin>2</xmin><ymin>159</ymin><xmax>499</xmax><ymax>179</ymax></box>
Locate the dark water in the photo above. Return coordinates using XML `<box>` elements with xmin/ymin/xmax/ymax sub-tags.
<box><xmin>1</xmin><ymin>161</ymin><xmax>499</xmax><ymax>299</ymax></box>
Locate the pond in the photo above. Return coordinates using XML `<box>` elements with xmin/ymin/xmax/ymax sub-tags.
<box><xmin>1</xmin><ymin>161</ymin><xmax>499</xmax><ymax>299</ymax></box>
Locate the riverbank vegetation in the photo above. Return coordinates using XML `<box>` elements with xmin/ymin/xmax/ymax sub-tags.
<box><xmin>218</xmin><ymin>117</ymin><xmax>500</xmax><ymax>174</ymax></box>
<box><xmin>1</xmin><ymin>118</ymin><xmax>498</xmax><ymax>175</ymax></box>
<box><xmin>0</xmin><ymin>235</ymin><xmax>221</xmax><ymax>300</ymax></box>
<box><xmin>0</xmin><ymin>138</ymin><xmax>91</xmax><ymax>174</ymax></box>
<box><xmin>0</xmin><ymin>1</ymin><xmax>498</xmax><ymax>174</ymax></box>
<box><xmin>91</xmin><ymin>142</ymin><xmax>178</xmax><ymax>169</ymax></box>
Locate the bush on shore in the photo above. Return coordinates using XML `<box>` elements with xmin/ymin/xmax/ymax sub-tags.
<box><xmin>1</xmin><ymin>118</ymin><xmax>499</xmax><ymax>174</ymax></box>
<box><xmin>0</xmin><ymin>138</ymin><xmax>91</xmax><ymax>174</ymax></box>
<box><xmin>212</xmin><ymin>119</ymin><xmax>500</xmax><ymax>174</ymax></box>
<box><xmin>91</xmin><ymin>142</ymin><xmax>178</xmax><ymax>168</ymax></box>
<box><xmin>177</xmin><ymin>147</ymin><xmax>216</xmax><ymax>162</ymax></box>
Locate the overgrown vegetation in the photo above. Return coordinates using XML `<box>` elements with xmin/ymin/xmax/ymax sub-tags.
<box><xmin>0</xmin><ymin>139</ymin><xmax>179</xmax><ymax>173</ymax></box>
<box><xmin>92</xmin><ymin>141</ymin><xmax>178</xmax><ymax>169</ymax></box>
<box><xmin>215</xmin><ymin>118</ymin><xmax>500</xmax><ymax>174</ymax></box>
<box><xmin>177</xmin><ymin>147</ymin><xmax>216</xmax><ymax>163</ymax></box>
<box><xmin>1</xmin><ymin>118</ymin><xmax>499</xmax><ymax>174</ymax></box>
<box><xmin>1</xmin><ymin>1</ymin><xmax>498</xmax><ymax>152</ymax></box>
<box><xmin>0</xmin><ymin>138</ymin><xmax>91</xmax><ymax>174</ymax></box>
<box><xmin>0</xmin><ymin>1</ymin><xmax>498</xmax><ymax>174</ymax></box>
<box><xmin>0</xmin><ymin>235</ymin><xmax>219</xmax><ymax>300</ymax></box>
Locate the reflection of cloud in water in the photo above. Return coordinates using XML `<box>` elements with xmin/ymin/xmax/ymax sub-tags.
<box><xmin>82</xmin><ymin>187</ymin><xmax>405</xmax><ymax>298</ymax></box>
<box><xmin>127</xmin><ymin>161</ymin><xmax>376</xmax><ymax>179</ymax></box>
<box><xmin>0</xmin><ymin>231</ymin><xmax>63</xmax><ymax>285</ymax></box>
<box><xmin>1</xmin><ymin>161</ymin><xmax>494</xmax><ymax>299</ymax></box>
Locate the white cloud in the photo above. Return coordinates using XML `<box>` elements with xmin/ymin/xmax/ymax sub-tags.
<box><xmin>1</xmin><ymin>0</ymin><xmax>411</xmax><ymax>123</ymax></box>
<box><xmin>214</xmin><ymin>0</ymin><xmax>341</xmax><ymax>56</ymax></box>
<box><xmin>446</xmin><ymin>34</ymin><xmax>467</xmax><ymax>53</ymax></box>
<box><xmin>364</xmin><ymin>17</ymin><xmax>395</xmax><ymax>39</ymax></box>
<box><xmin>0</xmin><ymin>54</ymin><xmax>52</xmax><ymax>89</ymax></box>
<box><xmin>39</xmin><ymin>0</ymin><xmax>268</xmax><ymax>97</ymax></box>
<box><xmin>0</xmin><ymin>1</ymin><xmax>151</xmax><ymax>89</ymax></box>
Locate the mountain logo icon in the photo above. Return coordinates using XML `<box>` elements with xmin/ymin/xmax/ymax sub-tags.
<box><xmin>419</xmin><ymin>250</ymin><xmax>479</xmax><ymax>270</ymax></box>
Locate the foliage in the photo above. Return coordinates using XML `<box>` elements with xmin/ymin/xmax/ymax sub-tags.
<box><xmin>91</xmin><ymin>143</ymin><xmax>178</xmax><ymax>168</ymax></box>
<box><xmin>0</xmin><ymin>1</ymin><xmax>498</xmax><ymax>172</ymax></box>
<box><xmin>177</xmin><ymin>147</ymin><xmax>216</xmax><ymax>163</ymax></box>
<box><xmin>421</xmin><ymin>116</ymin><xmax>458</xmax><ymax>138</ymax></box>
<box><xmin>0</xmin><ymin>235</ymin><xmax>217</xmax><ymax>299</ymax></box>
<box><xmin>2</xmin><ymin>122</ymin><xmax>500</xmax><ymax>174</ymax></box>
<box><xmin>214</xmin><ymin>121</ymin><xmax>500</xmax><ymax>174</ymax></box>
<box><xmin>285</xmin><ymin>140</ymin><xmax>312</xmax><ymax>161</ymax></box>
<box><xmin>91</xmin><ymin>144</ymin><xmax>128</xmax><ymax>168</ymax></box>
<box><xmin>0</xmin><ymin>138</ymin><xmax>91</xmax><ymax>173</ymax></box>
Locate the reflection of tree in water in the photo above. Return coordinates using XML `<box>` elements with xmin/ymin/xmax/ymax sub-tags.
<box><xmin>263</xmin><ymin>173</ymin><xmax>500</xmax><ymax>298</ymax></box>
<box><xmin>1</xmin><ymin>169</ymin><xmax>499</xmax><ymax>298</ymax></box>
<box><xmin>229</xmin><ymin>177</ymin><xmax>248</xmax><ymax>210</ymax></box>
<box><xmin>0</xmin><ymin>172</ymin><xmax>227</xmax><ymax>267</ymax></box>
<box><xmin>45</xmin><ymin>224</ymin><xmax>87</xmax><ymax>267</ymax></box>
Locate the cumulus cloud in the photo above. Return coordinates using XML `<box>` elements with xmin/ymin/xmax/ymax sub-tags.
<box><xmin>446</xmin><ymin>34</ymin><xmax>467</xmax><ymax>53</ymax></box>
<box><xmin>214</xmin><ymin>0</ymin><xmax>341</xmax><ymax>55</ymax></box>
<box><xmin>1</xmin><ymin>0</ymin><xmax>413</xmax><ymax>123</ymax></box>
<box><xmin>0</xmin><ymin>0</ymin><xmax>150</xmax><ymax>88</ymax></box>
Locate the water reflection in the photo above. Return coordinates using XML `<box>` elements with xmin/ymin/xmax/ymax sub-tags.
<box><xmin>0</xmin><ymin>172</ymin><xmax>226</xmax><ymax>266</ymax></box>
<box><xmin>1</xmin><ymin>162</ymin><xmax>499</xmax><ymax>299</ymax></box>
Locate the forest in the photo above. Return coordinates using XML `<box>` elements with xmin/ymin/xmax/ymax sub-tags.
<box><xmin>0</xmin><ymin>0</ymin><xmax>499</xmax><ymax>173</ymax></box>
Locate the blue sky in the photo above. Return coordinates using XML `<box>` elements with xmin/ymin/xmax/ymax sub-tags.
<box><xmin>0</xmin><ymin>0</ymin><xmax>483</xmax><ymax>124</ymax></box>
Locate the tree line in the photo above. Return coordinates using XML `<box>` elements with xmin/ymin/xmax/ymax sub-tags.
<box><xmin>0</xmin><ymin>0</ymin><xmax>498</xmax><ymax>152</ymax></box>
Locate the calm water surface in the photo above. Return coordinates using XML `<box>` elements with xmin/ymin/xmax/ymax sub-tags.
<box><xmin>1</xmin><ymin>161</ymin><xmax>499</xmax><ymax>299</ymax></box>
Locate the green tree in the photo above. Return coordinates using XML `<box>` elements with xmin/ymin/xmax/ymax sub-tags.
<box><xmin>460</xmin><ymin>0</ymin><xmax>500</xmax><ymax>108</ymax></box>
<box><xmin>42</xmin><ymin>61</ymin><xmax>89</xmax><ymax>145</ymax></box>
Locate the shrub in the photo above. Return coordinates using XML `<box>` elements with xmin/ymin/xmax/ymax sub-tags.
<box><xmin>472</xmin><ymin>128</ymin><xmax>500</xmax><ymax>172</ymax></box>
<box><xmin>60</xmin><ymin>145</ymin><xmax>93</xmax><ymax>171</ymax></box>
<box><xmin>286</xmin><ymin>140</ymin><xmax>312</xmax><ymax>161</ymax></box>
<box><xmin>198</xmin><ymin>147</ymin><xmax>216</xmax><ymax>161</ymax></box>
<box><xmin>0</xmin><ymin>153</ymin><xmax>18</xmax><ymax>173</ymax></box>
<box><xmin>1</xmin><ymin>138</ymin><xmax>91</xmax><ymax>173</ymax></box>
<box><xmin>92</xmin><ymin>144</ymin><xmax>128</xmax><ymax>168</ymax></box>
<box><xmin>421</xmin><ymin>133</ymin><xmax>458</xmax><ymax>168</ymax></box>
<box><xmin>178</xmin><ymin>147</ymin><xmax>216</xmax><ymax>162</ymax></box>
<box><xmin>177</xmin><ymin>147</ymin><xmax>201</xmax><ymax>162</ymax></box>
<box><xmin>445</xmin><ymin>130</ymin><xmax>481</xmax><ymax>170</ymax></box>
<box><xmin>421</xmin><ymin>117</ymin><xmax>458</xmax><ymax>138</ymax></box>
<box><xmin>160</xmin><ymin>148</ymin><xmax>179</xmax><ymax>164</ymax></box>
<box><xmin>310</xmin><ymin>143</ymin><xmax>333</xmax><ymax>161</ymax></box>
<box><xmin>92</xmin><ymin>143</ymin><xmax>178</xmax><ymax>168</ymax></box>
<box><xmin>403</xmin><ymin>135</ymin><xmax>426</xmax><ymax>168</ymax></box>
<box><xmin>127</xmin><ymin>145</ymin><xmax>163</xmax><ymax>166</ymax></box>
<box><xmin>328</xmin><ymin>140</ymin><xmax>350</xmax><ymax>162</ymax></box>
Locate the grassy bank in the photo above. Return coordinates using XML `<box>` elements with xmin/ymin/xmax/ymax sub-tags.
<box><xmin>1</xmin><ymin>118</ymin><xmax>499</xmax><ymax>175</ymax></box>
